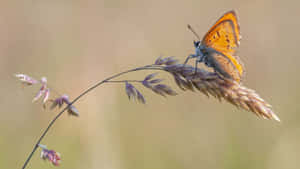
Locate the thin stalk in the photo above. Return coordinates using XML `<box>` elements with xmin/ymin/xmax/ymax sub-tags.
<box><xmin>106</xmin><ymin>80</ymin><xmax>143</xmax><ymax>83</ymax></box>
<box><xmin>21</xmin><ymin>65</ymin><xmax>164</xmax><ymax>169</ymax></box>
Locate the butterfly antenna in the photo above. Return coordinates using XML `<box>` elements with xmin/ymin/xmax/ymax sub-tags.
<box><xmin>187</xmin><ymin>24</ymin><xmax>200</xmax><ymax>40</ymax></box>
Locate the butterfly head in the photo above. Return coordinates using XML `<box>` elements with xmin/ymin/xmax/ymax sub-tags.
<box><xmin>193</xmin><ymin>40</ymin><xmax>204</xmax><ymax>57</ymax></box>
<box><xmin>193</xmin><ymin>40</ymin><xmax>201</xmax><ymax>48</ymax></box>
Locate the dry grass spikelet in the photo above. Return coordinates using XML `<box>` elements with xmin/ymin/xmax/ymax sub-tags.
<box><xmin>163</xmin><ymin>64</ymin><xmax>280</xmax><ymax>121</ymax></box>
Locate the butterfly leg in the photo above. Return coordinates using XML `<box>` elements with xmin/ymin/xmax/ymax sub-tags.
<box><xmin>193</xmin><ymin>53</ymin><xmax>205</xmax><ymax>75</ymax></box>
<box><xmin>184</xmin><ymin>54</ymin><xmax>197</xmax><ymax>65</ymax></box>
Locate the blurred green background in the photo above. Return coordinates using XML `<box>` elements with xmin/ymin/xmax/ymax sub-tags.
<box><xmin>1</xmin><ymin>0</ymin><xmax>299</xmax><ymax>169</ymax></box>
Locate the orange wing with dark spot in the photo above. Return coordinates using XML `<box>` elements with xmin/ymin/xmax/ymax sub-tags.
<box><xmin>201</xmin><ymin>10</ymin><xmax>244</xmax><ymax>80</ymax></box>
<box><xmin>202</xmin><ymin>10</ymin><xmax>240</xmax><ymax>54</ymax></box>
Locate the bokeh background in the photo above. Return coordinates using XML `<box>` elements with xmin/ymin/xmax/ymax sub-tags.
<box><xmin>1</xmin><ymin>0</ymin><xmax>299</xmax><ymax>169</ymax></box>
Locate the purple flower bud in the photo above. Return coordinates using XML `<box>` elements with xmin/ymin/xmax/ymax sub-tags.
<box><xmin>125</xmin><ymin>82</ymin><xmax>136</xmax><ymax>100</ymax></box>
<box><xmin>149</xmin><ymin>79</ymin><xmax>163</xmax><ymax>84</ymax></box>
<box><xmin>67</xmin><ymin>105</ymin><xmax>80</xmax><ymax>116</ymax></box>
<box><xmin>39</xmin><ymin>144</ymin><xmax>61</xmax><ymax>166</ymax></box>
<box><xmin>144</xmin><ymin>73</ymin><xmax>158</xmax><ymax>81</ymax></box>
<box><xmin>50</xmin><ymin>94</ymin><xmax>79</xmax><ymax>116</ymax></box>
<box><xmin>136</xmin><ymin>90</ymin><xmax>146</xmax><ymax>104</ymax></box>
<box><xmin>154</xmin><ymin>56</ymin><xmax>164</xmax><ymax>65</ymax></box>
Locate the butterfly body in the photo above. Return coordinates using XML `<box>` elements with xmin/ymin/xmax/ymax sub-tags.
<box><xmin>185</xmin><ymin>10</ymin><xmax>244</xmax><ymax>83</ymax></box>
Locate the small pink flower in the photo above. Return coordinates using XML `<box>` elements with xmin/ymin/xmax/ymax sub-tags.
<box><xmin>32</xmin><ymin>77</ymin><xmax>50</xmax><ymax>103</ymax></box>
<box><xmin>32</xmin><ymin>87</ymin><xmax>45</xmax><ymax>102</ymax></box>
<box><xmin>51</xmin><ymin>94</ymin><xmax>79</xmax><ymax>116</ymax></box>
<box><xmin>15</xmin><ymin>74</ymin><xmax>38</xmax><ymax>86</ymax></box>
<box><xmin>39</xmin><ymin>144</ymin><xmax>61</xmax><ymax>166</ymax></box>
<box><xmin>43</xmin><ymin>89</ymin><xmax>50</xmax><ymax>103</ymax></box>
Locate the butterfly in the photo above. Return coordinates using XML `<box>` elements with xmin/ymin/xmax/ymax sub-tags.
<box><xmin>184</xmin><ymin>10</ymin><xmax>244</xmax><ymax>83</ymax></box>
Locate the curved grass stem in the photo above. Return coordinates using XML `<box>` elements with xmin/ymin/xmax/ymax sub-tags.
<box><xmin>21</xmin><ymin>65</ymin><xmax>164</xmax><ymax>169</ymax></box>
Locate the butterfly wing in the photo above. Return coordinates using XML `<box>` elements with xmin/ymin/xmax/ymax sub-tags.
<box><xmin>202</xmin><ymin>10</ymin><xmax>240</xmax><ymax>54</ymax></box>
<box><xmin>204</xmin><ymin>50</ymin><xmax>243</xmax><ymax>82</ymax></box>
<box><xmin>201</xmin><ymin>10</ymin><xmax>244</xmax><ymax>80</ymax></box>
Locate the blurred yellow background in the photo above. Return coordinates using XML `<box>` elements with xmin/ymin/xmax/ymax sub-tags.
<box><xmin>1</xmin><ymin>0</ymin><xmax>299</xmax><ymax>169</ymax></box>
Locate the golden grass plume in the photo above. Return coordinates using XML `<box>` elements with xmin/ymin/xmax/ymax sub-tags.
<box><xmin>158</xmin><ymin>60</ymin><xmax>280</xmax><ymax>121</ymax></box>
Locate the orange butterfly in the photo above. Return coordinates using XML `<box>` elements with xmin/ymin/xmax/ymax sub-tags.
<box><xmin>184</xmin><ymin>10</ymin><xmax>244</xmax><ymax>83</ymax></box>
